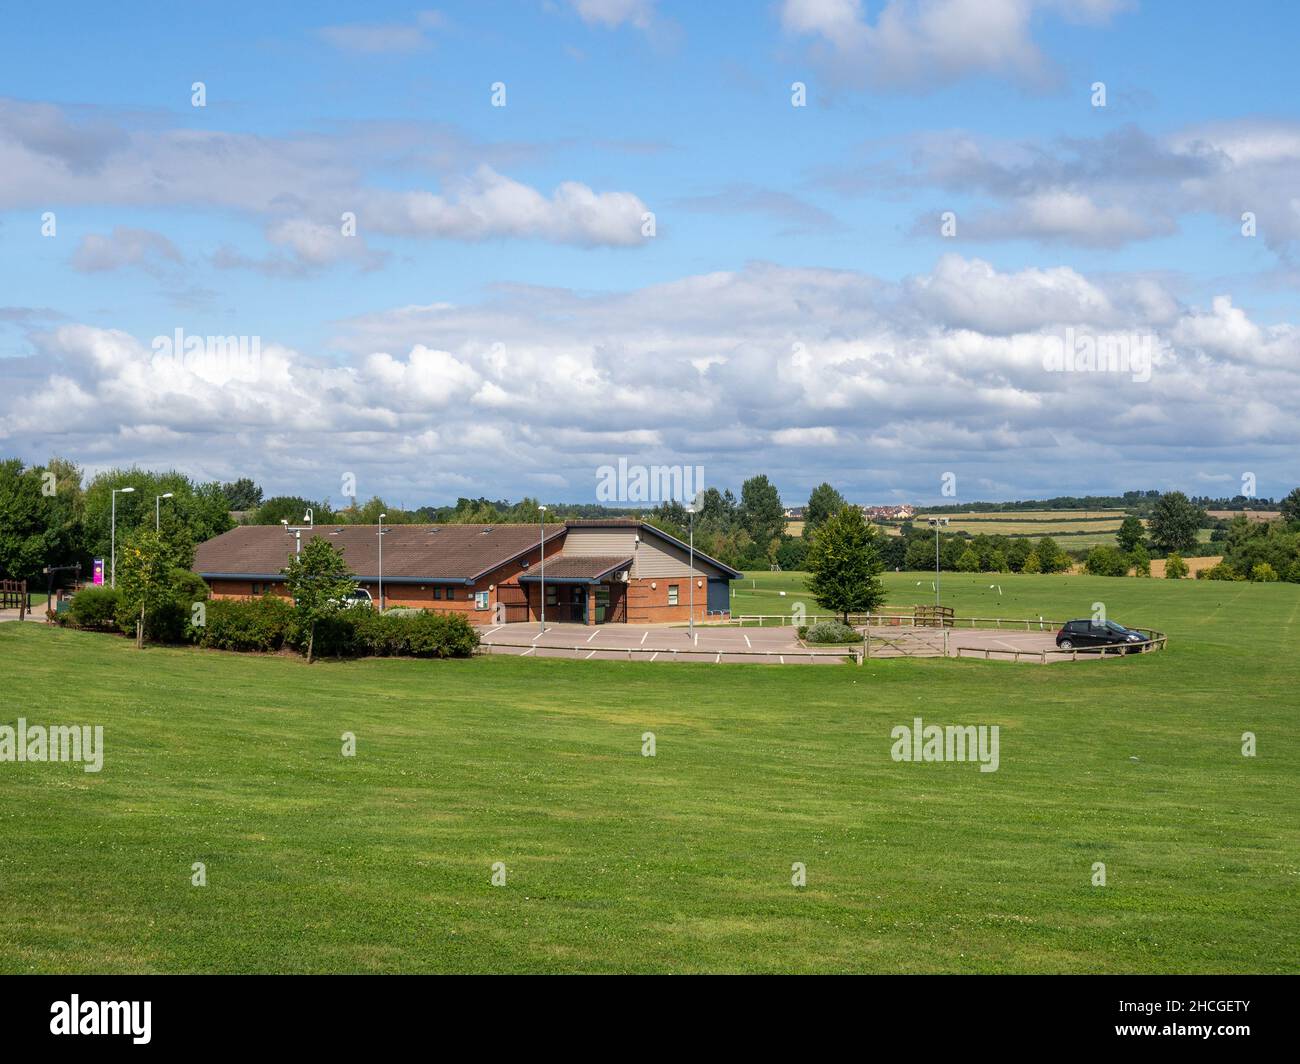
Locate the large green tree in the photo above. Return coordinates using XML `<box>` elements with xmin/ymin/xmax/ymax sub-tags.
<box><xmin>84</xmin><ymin>468</ymin><xmax>233</xmax><ymax>567</ymax></box>
<box><xmin>1279</xmin><ymin>487</ymin><xmax>1300</xmax><ymax>525</ymax></box>
<box><xmin>803</xmin><ymin>482</ymin><xmax>847</xmax><ymax>539</ymax></box>
<box><xmin>806</xmin><ymin>505</ymin><xmax>886</xmax><ymax>623</ymax></box>
<box><xmin>1148</xmin><ymin>491</ymin><xmax>1205</xmax><ymax>555</ymax></box>
<box><xmin>739</xmin><ymin>475</ymin><xmax>784</xmax><ymax>554</ymax></box>
<box><xmin>0</xmin><ymin>457</ymin><xmax>84</xmax><ymax>584</ymax></box>
<box><xmin>283</xmin><ymin>537</ymin><xmax>357</xmax><ymax>663</ymax></box>
<box><xmin>220</xmin><ymin>478</ymin><xmax>263</xmax><ymax>511</ymax></box>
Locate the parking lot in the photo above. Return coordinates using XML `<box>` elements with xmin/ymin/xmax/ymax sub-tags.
<box><xmin>477</xmin><ymin>621</ymin><xmax>1085</xmax><ymax>665</ymax></box>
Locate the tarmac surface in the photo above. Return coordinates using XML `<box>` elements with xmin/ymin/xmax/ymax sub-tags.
<box><xmin>477</xmin><ymin>621</ymin><xmax>1091</xmax><ymax>665</ymax></box>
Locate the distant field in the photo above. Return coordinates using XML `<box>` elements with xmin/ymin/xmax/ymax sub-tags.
<box><xmin>1207</xmin><ymin>510</ymin><xmax>1281</xmax><ymax>522</ymax></box>
<box><xmin>784</xmin><ymin>520</ymin><xmax>804</xmax><ymax>536</ymax></box>
<box><xmin>921</xmin><ymin>510</ymin><xmax>1127</xmax><ymax>522</ymax></box>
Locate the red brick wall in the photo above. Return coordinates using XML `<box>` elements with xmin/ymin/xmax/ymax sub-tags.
<box><xmin>627</xmin><ymin>576</ymin><xmax>711</xmax><ymax>624</ymax></box>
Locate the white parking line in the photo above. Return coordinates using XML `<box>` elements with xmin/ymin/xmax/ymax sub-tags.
<box><xmin>587</xmin><ymin>629</ymin><xmax>600</xmax><ymax>643</ymax></box>
<box><xmin>585</xmin><ymin>649</ymin><xmax>597</xmax><ymax>659</ymax></box>
<box><xmin>640</xmin><ymin>631</ymin><xmax>649</xmax><ymax>645</ymax></box>
<box><xmin>650</xmin><ymin>652</ymin><xmax>659</xmax><ymax>661</ymax></box>
<box><xmin>523</xmin><ymin>646</ymin><xmax>536</xmax><ymax>656</ymax></box>
<box><xmin>485</xmin><ymin>625</ymin><xmax>504</xmax><ymax>636</ymax></box>
<box><xmin>531</xmin><ymin>630</ymin><xmax>546</xmax><ymax>643</ymax></box>
<box><xmin>743</xmin><ymin>633</ymin><xmax>751</xmax><ymax>648</ymax></box>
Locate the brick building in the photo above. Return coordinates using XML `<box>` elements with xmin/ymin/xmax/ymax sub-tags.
<box><xmin>192</xmin><ymin>519</ymin><xmax>738</xmax><ymax>625</ymax></box>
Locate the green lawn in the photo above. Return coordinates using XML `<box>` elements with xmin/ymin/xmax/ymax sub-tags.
<box><xmin>1</xmin><ymin>572</ymin><xmax>1297</xmax><ymax>973</ymax></box>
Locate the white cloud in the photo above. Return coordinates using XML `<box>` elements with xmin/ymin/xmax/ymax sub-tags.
<box><xmin>7</xmin><ymin>256</ymin><xmax>1299</xmax><ymax>502</ymax></box>
<box><xmin>0</xmin><ymin>99</ymin><xmax>652</xmax><ymax>252</ymax></box>
<box><xmin>568</xmin><ymin>0</ymin><xmax>658</xmax><ymax>30</ymax></box>
<box><xmin>778</xmin><ymin>0</ymin><xmax>1128</xmax><ymax>91</ymax></box>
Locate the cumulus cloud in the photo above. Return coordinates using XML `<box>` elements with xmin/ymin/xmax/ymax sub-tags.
<box><xmin>568</xmin><ymin>0</ymin><xmax>658</xmax><ymax>30</ymax></box>
<box><xmin>833</xmin><ymin>122</ymin><xmax>1300</xmax><ymax>254</ymax></box>
<box><xmin>6</xmin><ymin>256</ymin><xmax>1299</xmax><ymax>503</ymax></box>
<box><xmin>779</xmin><ymin>0</ymin><xmax>1130</xmax><ymax>91</ymax></box>
<box><xmin>0</xmin><ymin>98</ymin><xmax>653</xmax><ymax>253</ymax></box>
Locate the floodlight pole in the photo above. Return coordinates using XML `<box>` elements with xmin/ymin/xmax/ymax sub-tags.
<box><xmin>929</xmin><ymin>517</ymin><xmax>948</xmax><ymax>607</ymax></box>
<box><xmin>538</xmin><ymin>505</ymin><xmax>547</xmax><ymax>633</ymax></box>
<box><xmin>110</xmin><ymin>486</ymin><xmax>136</xmax><ymax>588</ymax></box>
<box><xmin>687</xmin><ymin>506</ymin><xmax>696</xmax><ymax>636</ymax></box>
<box><xmin>378</xmin><ymin>513</ymin><xmax>386</xmax><ymax>611</ymax></box>
<box><xmin>155</xmin><ymin>491</ymin><xmax>173</xmax><ymax>531</ymax></box>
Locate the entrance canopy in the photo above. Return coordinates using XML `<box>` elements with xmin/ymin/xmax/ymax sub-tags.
<box><xmin>518</xmin><ymin>556</ymin><xmax>632</xmax><ymax>584</ymax></box>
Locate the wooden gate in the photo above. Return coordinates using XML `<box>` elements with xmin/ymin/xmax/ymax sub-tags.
<box><xmin>913</xmin><ymin>604</ymin><xmax>954</xmax><ymax>628</ymax></box>
<box><xmin>0</xmin><ymin>579</ymin><xmax>27</xmax><ymax>620</ymax></box>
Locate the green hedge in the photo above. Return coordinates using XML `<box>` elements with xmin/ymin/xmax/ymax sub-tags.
<box><xmin>67</xmin><ymin>587</ymin><xmax>121</xmax><ymax>630</ymax></box>
<box><xmin>198</xmin><ymin>595</ymin><xmax>296</xmax><ymax>652</ymax></box>
<box><xmin>198</xmin><ymin>599</ymin><xmax>479</xmax><ymax>659</ymax></box>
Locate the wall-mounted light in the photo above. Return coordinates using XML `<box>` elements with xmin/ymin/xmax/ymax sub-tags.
<box><xmin>650</xmin><ymin>581</ymin><xmax>657</xmax><ymax>590</ymax></box>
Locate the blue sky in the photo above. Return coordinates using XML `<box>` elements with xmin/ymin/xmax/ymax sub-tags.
<box><xmin>3</xmin><ymin>1</ymin><xmax>1299</xmax><ymax>508</ymax></box>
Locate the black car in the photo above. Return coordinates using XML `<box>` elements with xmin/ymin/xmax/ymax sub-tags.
<box><xmin>1056</xmin><ymin>619</ymin><xmax>1148</xmax><ymax>653</ymax></box>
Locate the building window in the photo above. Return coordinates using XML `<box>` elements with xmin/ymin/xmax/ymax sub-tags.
<box><xmin>433</xmin><ymin>587</ymin><xmax>443</xmax><ymax>600</ymax></box>
<box><xmin>251</xmin><ymin>583</ymin><xmax>260</xmax><ymax>595</ymax></box>
<box><xmin>474</xmin><ymin>591</ymin><xmax>489</xmax><ymax>610</ymax></box>
<box><xmin>668</xmin><ymin>584</ymin><xmax>679</xmax><ymax>606</ymax></box>
<box><xmin>446</xmin><ymin>587</ymin><xmax>456</xmax><ymax>601</ymax></box>
<box><xmin>546</xmin><ymin>589</ymin><xmax>558</xmax><ymax>607</ymax></box>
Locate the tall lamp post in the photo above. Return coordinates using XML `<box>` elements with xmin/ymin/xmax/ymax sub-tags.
<box><xmin>927</xmin><ymin>517</ymin><xmax>949</xmax><ymax>606</ymax></box>
<box><xmin>377</xmin><ymin>513</ymin><xmax>386</xmax><ymax>611</ymax></box>
<box><xmin>155</xmin><ymin>491</ymin><xmax>173</xmax><ymax>531</ymax></box>
<box><xmin>537</xmin><ymin>505</ymin><xmax>547</xmax><ymax>632</ymax></box>
<box><xmin>686</xmin><ymin>505</ymin><xmax>696</xmax><ymax>637</ymax></box>
<box><xmin>110</xmin><ymin>486</ymin><xmax>136</xmax><ymax>588</ymax></box>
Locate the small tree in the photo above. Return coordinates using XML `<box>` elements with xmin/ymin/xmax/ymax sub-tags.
<box><xmin>115</xmin><ymin>526</ymin><xmax>181</xmax><ymax>648</ymax></box>
<box><xmin>1130</xmin><ymin>544</ymin><xmax>1151</xmax><ymax>577</ymax></box>
<box><xmin>1251</xmin><ymin>562</ymin><xmax>1279</xmax><ymax>582</ymax></box>
<box><xmin>806</xmin><ymin>505</ymin><xmax>886</xmax><ymax>623</ymax></box>
<box><xmin>1164</xmin><ymin>552</ymin><xmax>1188</xmax><ymax>579</ymax></box>
<box><xmin>1034</xmin><ymin>536</ymin><xmax>1070</xmax><ymax>573</ymax></box>
<box><xmin>283</xmin><ymin>537</ymin><xmax>357</xmax><ymax>663</ymax></box>
<box><xmin>1117</xmin><ymin>515</ymin><xmax>1147</xmax><ymax>554</ymax></box>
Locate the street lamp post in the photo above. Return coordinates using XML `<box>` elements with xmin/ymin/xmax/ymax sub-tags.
<box><xmin>537</xmin><ymin>505</ymin><xmax>547</xmax><ymax>632</ymax></box>
<box><xmin>155</xmin><ymin>491</ymin><xmax>174</xmax><ymax>531</ymax></box>
<box><xmin>110</xmin><ymin>486</ymin><xmax>136</xmax><ymax>588</ymax></box>
<box><xmin>378</xmin><ymin>513</ymin><xmax>386</xmax><ymax>611</ymax></box>
<box><xmin>928</xmin><ymin>517</ymin><xmax>949</xmax><ymax>606</ymax></box>
<box><xmin>687</xmin><ymin>505</ymin><xmax>696</xmax><ymax>637</ymax></box>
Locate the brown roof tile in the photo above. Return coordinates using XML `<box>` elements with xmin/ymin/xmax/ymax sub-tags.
<box><xmin>193</xmin><ymin>523</ymin><xmax>566</xmax><ymax>583</ymax></box>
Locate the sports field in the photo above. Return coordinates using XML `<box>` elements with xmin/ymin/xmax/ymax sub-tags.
<box><xmin>1</xmin><ymin>571</ymin><xmax>1296</xmax><ymax>974</ymax></box>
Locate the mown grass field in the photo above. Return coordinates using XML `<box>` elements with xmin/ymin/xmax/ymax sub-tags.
<box><xmin>1</xmin><ymin>572</ymin><xmax>1297</xmax><ymax>974</ymax></box>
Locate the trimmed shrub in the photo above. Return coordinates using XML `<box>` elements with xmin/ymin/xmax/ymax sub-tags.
<box><xmin>1164</xmin><ymin>552</ymin><xmax>1188</xmax><ymax>579</ymax></box>
<box><xmin>68</xmin><ymin>587</ymin><xmax>121</xmax><ymax>630</ymax></box>
<box><xmin>199</xmin><ymin>595</ymin><xmax>295</xmax><ymax>652</ymax></box>
<box><xmin>804</xmin><ymin>620</ymin><xmax>863</xmax><ymax>644</ymax></box>
<box><xmin>284</xmin><ymin>606</ymin><xmax>481</xmax><ymax>659</ymax></box>
<box><xmin>1250</xmin><ymin>562</ymin><xmax>1279</xmax><ymax>582</ymax></box>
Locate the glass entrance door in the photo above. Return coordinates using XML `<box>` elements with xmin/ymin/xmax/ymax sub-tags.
<box><xmin>594</xmin><ymin>585</ymin><xmax>609</xmax><ymax>624</ymax></box>
<box><xmin>569</xmin><ymin>586</ymin><xmax>587</xmax><ymax>624</ymax></box>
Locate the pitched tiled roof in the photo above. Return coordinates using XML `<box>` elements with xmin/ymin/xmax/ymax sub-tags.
<box><xmin>517</xmin><ymin>555</ymin><xmax>632</xmax><ymax>582</ymax></box>
<box><xmin>193</xmin><ymin>524</ymin><xmax>566</xmax><ymax>583</ymax></box>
